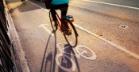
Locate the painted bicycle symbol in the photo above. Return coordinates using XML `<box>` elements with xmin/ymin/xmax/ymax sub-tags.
<box><xmin>56</xmin><ymin>43</ymin><xmax>97</xmax><ymax>72</ymax></box>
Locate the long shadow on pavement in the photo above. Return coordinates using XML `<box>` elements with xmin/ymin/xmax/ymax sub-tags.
<box><xmin>58</xmin><ymin>44</ymin><xmax>81</xmax><ymax>72</ymax></box>
<box><xmin>40</xmin><ymin>32</ymin><xmax>81</xmax><ymax>72</ymax></box>
<box><xmin>40</xmin><ymin>33</ymin><xmax>53</xmax><ymax>72</ymax></box>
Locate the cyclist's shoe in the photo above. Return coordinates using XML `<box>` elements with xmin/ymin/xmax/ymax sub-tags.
<box><xmin>64</xmin><ymin>28</ymin><xmax>72</xmax><ymax>35</ymax></box>
<box><xmin>61</xmin><ymin>23</ymin><xmax>72</xmax><ymax>35</ymax></box>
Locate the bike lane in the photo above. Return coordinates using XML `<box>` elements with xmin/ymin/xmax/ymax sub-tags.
<box><xmin>8</xmin><ymin>0</ymin><xmax>139</xmax><ymax>72</ymax></box>
<box><xmin>38</xmin><ymin>1</ymin><xmax>139</xmax><ymax>72</ymax></box>
<box><xmin>39</xmin><ymin>6</ymin><xmax>139</xmax><ymax>72</ymax></box>
<box><xmin>40</xmin><ymin>18</ymin><xmax>139</xmax><ymax>72</ymax></box>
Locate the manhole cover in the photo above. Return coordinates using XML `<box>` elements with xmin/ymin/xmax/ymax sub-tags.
<box><xmin>119</xmin><ymin>25</ymin><xmax>128</xmax><ymax>29</ymax></box>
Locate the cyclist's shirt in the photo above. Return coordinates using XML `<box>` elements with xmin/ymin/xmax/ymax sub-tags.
<box><xmin>51</xmin><ymin>0</ymin><xmax>69</xmax><ymax>5</ymax></box>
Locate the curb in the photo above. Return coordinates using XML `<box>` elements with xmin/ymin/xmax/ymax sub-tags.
<box><xmin>4</xmin><ymin>0</ymin><xmax>30</xmax><ymax>72</ymax></box>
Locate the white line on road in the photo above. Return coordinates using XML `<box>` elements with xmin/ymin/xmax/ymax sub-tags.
<box><xmin>83</xmin><ymin>0</ymin><xmax>139</xmax><ymax>10</ymax></box>
<box><xmin>39</xmin><ymin>24</ymin><xmax>54</xmax><ymax>36</ymax></box>
<box><xmin>30</xmin><ymin>1</ymin><xmax>139</xmax><ymax>59</ymax></box>
<box><xmin>75</xmin><ymin>24</ymin><xmax>139</xmax><ymax>60</ymax></box>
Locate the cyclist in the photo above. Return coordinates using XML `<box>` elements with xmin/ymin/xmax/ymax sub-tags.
<box><xmin>44</xmin><ymin>0</ymin><xmax>71</xmax><ymax>35</ymax></box>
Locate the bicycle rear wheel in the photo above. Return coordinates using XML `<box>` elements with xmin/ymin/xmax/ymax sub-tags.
<box><xmin>63</xmin><ymin>20</ymin><xmax>78</xmax><ymax>47</ymax></box>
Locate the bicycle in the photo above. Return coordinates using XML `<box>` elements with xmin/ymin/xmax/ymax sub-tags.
<box><xmin>49</xmin><ymin>9</ymin><xmax>78</xmax><ymax>47</ymax></box>
<box><xmin>40</xmin><ymin>9</ymin><xmax>79</xmax><ymax>72</ymax></box>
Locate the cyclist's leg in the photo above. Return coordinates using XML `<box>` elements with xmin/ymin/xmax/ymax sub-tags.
<box><xmin>60</xmin><ymin>4</ymin><xmax>68</xmax><ymax>19</ymax></box>
<box><xmin>60</xmin><ymin>4</ymin><xmax>72</xmax><ymax>35</ymax></box>
<box><xmin>50</xmin><ymin>9</ymin><xmax>57</xmax><ymax>20</ymax></box>
<box><xmin>50</xmin><ymin>8</ymin><xmax>58</xmax><ymax>29</ymax></box>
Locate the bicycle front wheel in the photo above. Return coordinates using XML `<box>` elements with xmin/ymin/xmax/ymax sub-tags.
<box><xmin>63</xmin><ymin>20</ymin><xmax>78</xmax><ymax>47</ymax></box>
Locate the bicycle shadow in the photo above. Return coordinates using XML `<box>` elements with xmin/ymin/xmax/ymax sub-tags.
<box><xmin>58</xmin><ymin>44</ymin><xmax>81</xmax><ymax>72</ymax></box>
<box><xmin>40</xmin><ymin>33</ymin><xmax>54</xmax><ymax>72</ymax></box>
<box><xmin>39</xmin><ymin>32</ymin><xmax>58</xmax><ymax>72</ymax></box>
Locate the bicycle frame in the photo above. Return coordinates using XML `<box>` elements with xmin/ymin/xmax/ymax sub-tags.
<box><xmin>49</xmin><ymin>10</ymin><xmax>63</xmax><ymax>32</ymax></box>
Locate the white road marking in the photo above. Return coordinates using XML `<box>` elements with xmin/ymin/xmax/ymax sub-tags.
<box><xmin>39</xmin><ymin>24</ymin><xmax>54</xmax><ymax>36</ymax></box>
<box><xmin>75</xmin><ymin>24</ymin><xmax>139</xmax><ymax>60</ymax></box>
<box><xmin>31</xmin><ymin>1</ymin><xmax>139</xmax><ymax>59</ymax></box>
<box><xmin>56</xmin><ymin>53</ymin><xmax>76</xmax><ymax>72</ymax></box>
<box><xmin>57</xmin><ymin>43</ymin><xmax>97</xmax><ymax>60</ymax></box>
<box><xmin>83</xmin><ymin>0</ymin><xmax>139</xmax><ymax>10</ymax></box>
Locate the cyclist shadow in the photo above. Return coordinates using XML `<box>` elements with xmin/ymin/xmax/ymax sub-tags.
<box><xmin>40</xmin><ymin>33</ymin><xmax>80</xmax><ymax>72</ymax></box>
<box><xmin>40</xmin><ymin>34</ymin><xmax>54</xmax><ymax>72</ymax></box>
<box><xmin>58</xmin><ymin>44</ymin><xmax>81</xmax><ymax>72</ymax></box>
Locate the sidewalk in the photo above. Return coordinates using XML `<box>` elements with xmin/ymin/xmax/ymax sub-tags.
<box><xmin>6</xmin><ymin>0</ymin><xmax>30</xmax><ymax>72</ymax></box>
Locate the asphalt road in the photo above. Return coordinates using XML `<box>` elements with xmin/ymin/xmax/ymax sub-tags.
<box><xmin>9</xmin><ymin>0</ymin><xmax>139</xmax><ymax>72</ymax></box>
<box><xmin>90</xmin><ymin>0</ymin><xmax>139</xmax><ymax>7</ymax></box>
